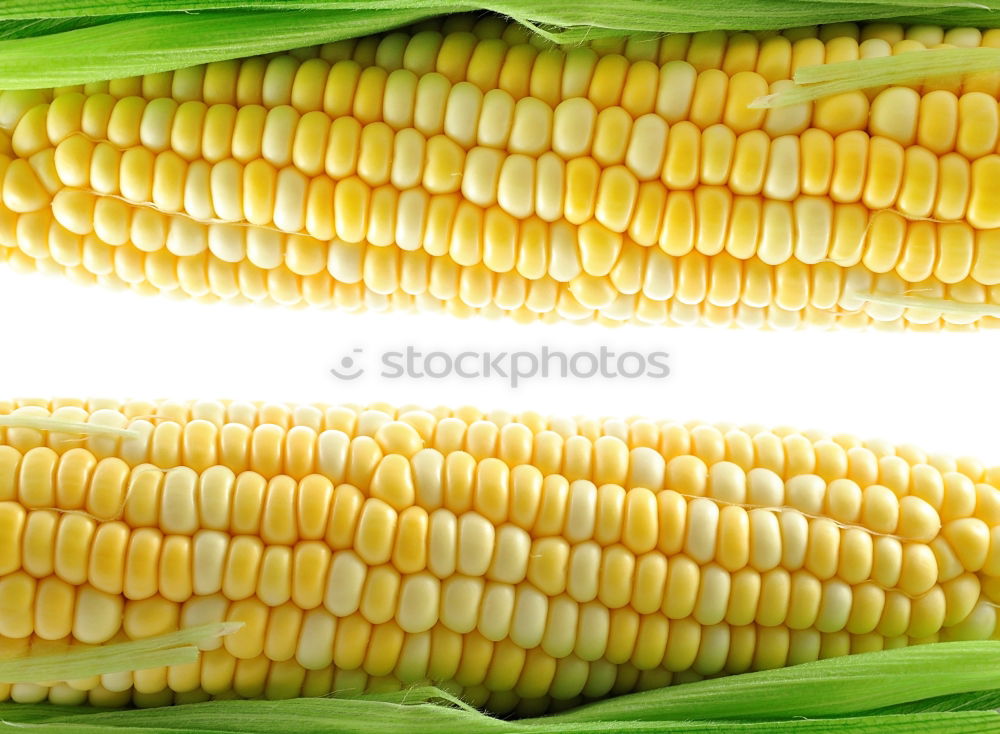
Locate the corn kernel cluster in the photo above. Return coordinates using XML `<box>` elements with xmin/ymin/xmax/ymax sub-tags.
<box><xmin>0</xmin><ymin>397</ymin><xmax>996</xmax><ymax>713</ymax></box>
<box><xmin>2</xmin><ymin>18</ymin><xmax>1000</xmax><ymax>328</ymax></box>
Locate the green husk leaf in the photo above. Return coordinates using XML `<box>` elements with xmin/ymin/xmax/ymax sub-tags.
<box><xmin>0</xmin><ymin>8</ymin><xmax>446</xmax><ymax>88</ymax></box>
<box><xmin>0</xmin><ymin>414</ymin><xmax>139</xmax><ymax>438</ymax></box>
<box><xmin>0</xmin><ymin>706</ymin><xmax>997</xmax><ymax>734</ymax></box>
<box><xmin>0</xmin><ymin>623</ymin><xmax>240</xmax><ymax>683</ymax></box>
<box><xmin>1</xmin><ymin>0</ymin><xmax>998</xmax><ymax>24</ymax></box>
<box><xmin>865</xmin><ymin>689</ymin><xmax>1000</xmax><ymax>715</ymax></box>
<box><xmin>543</xmin><ymin>642</ymin><xmax>1000</xmax><ymax>722</ymax></box>
<box><xmin>0</xmin><ymin>16</ymin><xmax>130</xmax><ymax>40</ymax></box>
<box><xmin>6</xmin><ymin>1</ymin><xmax>1000</xmax><ymax>87</ymax></box>
<box><xmin>889</xmin><ymin>5</ymin><xmax>1000</xmax><ymax>25</ymax></box>
<box><xmin>0</xmin><ymin>644</ymin><xmax>1000</xmax><ymax>732</ymax></box>
<box><xmin>755</xmin><ymin>46</ymin><xmax>1000</xmax><ymax>107</ymax></box>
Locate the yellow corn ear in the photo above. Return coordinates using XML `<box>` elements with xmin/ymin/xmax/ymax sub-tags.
<box><xmin>0</xmin><ymin>397</ymin><xmax>995</xmax><ymax>712</ymax></box>
<box><xmin>2</xmin><ymin>18</ymin><xmax>1000</xmax><ymax>329</ymax></box>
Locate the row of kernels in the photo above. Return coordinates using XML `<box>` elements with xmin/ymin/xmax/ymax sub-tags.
<box><xmin>31</xmin><ymin>122</ymin><xmax>758</xmax><ymax>247</ymax></box>
<box><xmin>811</xmin><ymin>88</ymin><xmax>1000</xmax><ymax>156</ymax></box>
<box><xmin>850</xmin><ymin>140</ymin><xmax>1000</xmax><ymax>231</ymax></box>
<box><xmin>0</xmin><ymin>400</ymin><xmax>545</xmax><ymax>438</ymax></box>
<box><xmin>53</xmin><ymin>198</ymin><xmax>1000</xmax><ymax>304</ymax></box>
<box><xmin>34</xmin><ymin>582</ymin><xmax>970</xmax><ymax>679</ymax></box>
<box><xmin>3</xmin><ymin>515</ymin><xmax>528</xmax><ymax>630</ymax></box>
<box><xmin>0</xmin><ymin>404</ymin><xmax>138</xmax><ymax>459</ymax></box>
<box><xmin>618</xmin><ymin>249</ymin><xmax>996</xmax><ymax>325</ymax></box>
<box><xmin>0</xmin><ymin>400</ymin><xmax>387</xmax><ymax>438</ymax></box>
<box><xmin>528</xmin><ymin>528</ymin><xmax>939</xmax><ymax>624</ymax></box>
<box><xmin>689</xmin><ymin>466</ymin><xmax>942</xmax><ymax>539</ymax></box>
<box><xmin>0</xmin><ymin>423</ymin><xmax>685</xmax><ymax>502</ymax></box>
<box><xmin>0</xmin><ymin>497</ymin><xmax>966</xmax><ymax>625</ymax></box>
<box><xmin>867</xmin><ymin>219</ymin><xmax>1000</xmax><ymax>288</ymax></box>
<box><xmin>869</xmin><ymin>89</ymin><xmax>1000</xmax><ymax>156</ymax></box>
<box><xmin>21</xmin><ymin>128</ymin><xmax>1000</xmax><ymax>274</ymax></box>
<box><xmin>0</xmin><ymin>422</ymin><xmax>384</xmax><ymax>493</ymax></box>
<box><xmin>0</xmin><ymin>446</ymin><xmax>132</xmax><ymax>517</ymax></box>
<box><xmin>0</xmin><ymin>454</ymin><xmax>432</xmax><ymax>541</ymax></box>
<box><xmin>6</xmin><ymin>593</ymin><xmax>672</xmax><ymax>699</ymax></box>
<box><xmin>0</xmin><ymin>398</ymin><xmax>993</xmax><ymax>470</ymax></box>
<box><xmin>2</xmin><ymin>400</ymin><xmax>997</xmax><ymax>496</ymax></box>
<box><xmin>365</xmin><ymin>452</ymin><xmax>966</xmax><ymax>545</ymax></box>
<box><xmin>21</xmin><ymin>49</ymin><xmax>1000</xmax><ymax>177</ymax></box>
<box><xmin>54</xmin><ymin>34</ymin><xmax>668</xmax><ymax>117</ymax></box>
<box><xmin>649</xmin><ymin>196</ymin><xmax>1000</xmax><ymax>287</ymax></box>
<box><xmin>18</xmin><ymin>66</ymin><xmax>773</xmax><ymax>171</ymax></box>
<box><xmin>23</xmin><ymin>85</ymin><xmax>1000</xmax><ymax>221</ymax></box>
<box><xmin>9</xmin><ymin>90</ymin><xmax>998</xmax><ymax>204</ymax></box>
<box><xmin>0</xmin><ymin>403</ymin><xmax>499</xmax><ymax>455</ymax></box>
<box><xmin>660</xmin><ymin>445</ymin><xmax>996</xmax><ymax>514</ymax></box>
<box><xmin>3</xmin><ymin>566</ymin><xmax>984</xmax><ymax>697</ymax></box>
<box><xmin>13</xmin><ymin>618</ymin><xmax>989</xmax><ymax>710</ymax></box>
<box><xmin>77</xmin><ymin>252</ymin><xmax>1000</xmax><ymax>331</ymax></box>
<box><xmin>0</xmin><ymin>452</ymin><xmax>377</xmax><ymax>537</ymax></box>
<box><xmin>0</xmin><ymin>426</ymin><xmax>971</xmax><ymax>538</ymax></box>
<box><xmin>39</xmin><ymin>143</ymin><xmax>997</xmax><ymax>290</ymax></box>
<box><xmin>9</xmin><ymin>615</ymin><xmax>962</xmax><ymax>709</ymax></box>
<box><xmin>655</xmin><ymin>126</ymin><xmax>998</xmax><ymax>229</ymax></box>
<box><xmin>263</xmin><ymin>508</ymin><xmax>932</xmax><ymax>611</ymax></box>
<box><xmin>0</xmin><ymin>403</ymin><xmax>993</xmax><ymax>501</ymax></box>
<box><xmin>2</xmin><ymin>398</ymin><xmax>997</xmax><ymax>489</ymax></box>
<box><xmin>565</xmin><ymin>123</ymin><xmax>996</xmax><ymax>235</ymax></box>
<box><xmin>7</xmin><ymin>236</ymin><xmax>1000</xmax><ymax>333</ymax></box>
<box><xmin>693</xmin><ymin>255</ymin><xmax>997</xmax><ymax>325</ymax></box>
<box><xmin>30</xmin><ymin>102</ymin><xmax>1000</xmax><ymax>235</ymax></box>
<box><xmin>670</xmin><ymin>24</ymin><xmax>998</xmax><ymax>80</ymax></box>
<box><xmin>41</xmin><ymin>146</ymin><xmax>631</xmax><ymax>263</ymax></box>
<box><xmin>36</xmin><ymin>145</ymin><xmax>1000</xmax><ymax>289</ymax></box>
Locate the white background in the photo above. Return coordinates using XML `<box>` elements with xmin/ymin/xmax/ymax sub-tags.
<box><xmin>1</xmin><ymin>267</ymin><xmax>998</xmax><ymax>462</ymax></box>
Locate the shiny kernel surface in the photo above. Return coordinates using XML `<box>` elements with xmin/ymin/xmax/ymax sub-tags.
<box><xmin>3</xmin><ymin>17</ymin><xmax>1000</xmax><ymax>329</ymax></box>
<box><xmin>0</xmin><ymin>398</ymin><xmax>996</xmax><ymax>710</ymax></box>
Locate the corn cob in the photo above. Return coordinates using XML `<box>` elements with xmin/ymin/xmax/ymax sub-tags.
<box><xmin>2</xmin><ymin>17</ymin><xmax>1000</xmax><ymax>330</ymax></box>
<box><xmin>0</xmin><ymin>397</ymin><xmax>996</xmax><ymax>714</ymax></box>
